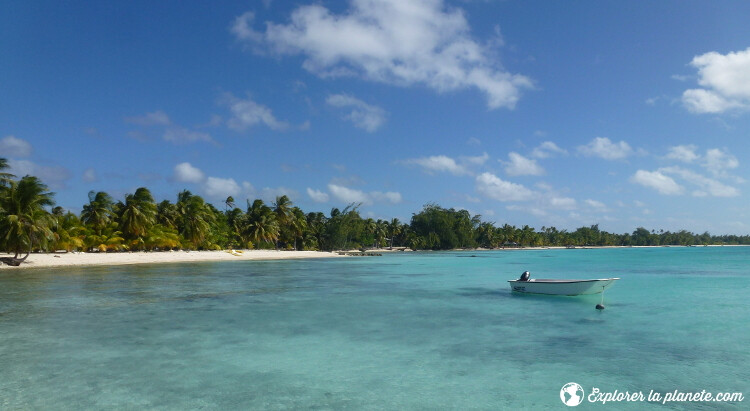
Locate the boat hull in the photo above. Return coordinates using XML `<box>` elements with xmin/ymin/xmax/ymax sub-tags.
<box><xmin>508</xmin><ymin>278</ymin><xmax>619</xmax><ymax>295</ymax></box>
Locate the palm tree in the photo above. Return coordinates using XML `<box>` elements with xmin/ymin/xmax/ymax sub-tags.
<box><xmin>0</xmin><ymin>176</ymin><xmax>56</xmax><ymax>265</ymax></box>
<box><xmin>225</xmin><ymin>196</ymin><xmax>235</xmax><ymax>213</ymax></box>
<box><xmin>85</xmin><ymin>223</ymin><xmax>127</xmax><ymax>252</ymax></box>
<box><xmin>144</xmin><ymin>224</ymin><xmax>181</xmax><ymax>250</ymax></box>
<box><xmin>81</xmin><ymin>191</ymin><xmax>115</xmax><ymax>236</ymax></box>
<box><xmin>364</xmin><ymin>218</ymin><xmax>377</xmax><ymax>248</ymax></box>
<box><xmin>119</xmin><ymin>187</ymin><xmax>157</xmax><ymax>249</ymax></box>
<box><xmin>53</xmin><ymin>212</ymin><xmax>85</xmax><ymax>252</ymax></box>
<box><xmin>272</xmin><ymin>195</ymin><xmax>293</xmax><ymax>249</ymax></box>
<box><xmin>375</xmin><ymin>219</ymin><xmax>388</xmax><ymax>248</ymax></box>
<box><xmin>387</xmin><ymin>218</ymin><xmax>401</xmax><ymax>249</ymax></box>
<box><xmin>241</xmin><ymin>199</ymin><xmax>279</xmax><ymax>248</ymax></box>
<box><xmin>176</xmin><ymin>191</ymin><xmax>215</xmax><ymax>249</ymax></box>
<box><xmin>0</xmin><ymin>157</ymin><xmax>14</xmax><ymax>188</ymax></box>
<box><xmin>290</xmin><ymin>207</ymin><xmax>307</xmax><ymax>250</ymax></box>
<box><xmin>306</xmin><ymin>211</ymin><xmax>327</xmax><ymax>250</ymax></box>
<box><xmin>157</xmin><ymin>199</ymin><xmax>179</xmax><ymax>229</ymax></box>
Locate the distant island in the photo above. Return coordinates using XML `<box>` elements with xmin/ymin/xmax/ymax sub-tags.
<box><xmin>2</xmin><ymin>157</ymin><xmax>749</xmax><ymax>267</ymax></box>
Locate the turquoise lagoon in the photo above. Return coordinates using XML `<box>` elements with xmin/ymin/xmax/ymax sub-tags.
<box><xmin>1</xmin><ymin>247</ymin><xmax>748</xmax><ymax>409</ymax></box>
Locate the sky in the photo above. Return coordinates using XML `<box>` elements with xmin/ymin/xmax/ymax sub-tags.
<box><xmin>2</xmin><ymin>0</ymin><xmax>750</xmax><ymax>234</ymax></box>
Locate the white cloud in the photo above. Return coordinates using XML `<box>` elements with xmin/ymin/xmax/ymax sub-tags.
<box><xmin>475</xmin><ymin>172</ymin><xmax>535</xmax><ymax>202</ymax></box>
<box><xmin>630</xmin><ymin>170</ymin><xmax>684</xmax><ymax>195</ymax></box>
<box><xmin>461</xmin><ymin>152</ymin><xmax>489</xmax><ymax>165</ymax></box>
<box><xmin>371</xmin><ymin>191</ymin><xmax>402</xmax><ymax>204</ymax></box>
<box><xmin>681</xmin><ymin>47</ymin><xmax>750</xmax><ymax>113</ymax></box>
<box><xmin>403</xmin><ymin>155</ymin><xmax>468</xmax><ymax>175</ymax></box>
<box><xmin>231</xmin><ymin>12</ymin><xmax>263</xmax><ymax>43</ymax></box>
<box><xmin>222</xmin><ymin>93</ymin><xmax>290</xmax><ymax>131</ymax></box>
<box><xmin>163</xmin><ymin>127</ymin><xmax>214</xmax><ymax>144</ymax></box>
<box><xmin>173</xmin><ymin>162</ymin><xmax>206</xmax><ymax>184</ymax></box>
<box><xmin>260</xmin><ymin>187</ymin><xmax>299</xmax><ymax>202</ymax></box>
<box><xmin>234</xmin><ymin>0</ymin><xmax>533</xmax><ymax>109</ymax></box>
<box><xmin>506</xmin><ymin>204</ymin><xmax>547</xmax><ymax>217</ymax></box>
<box><xmin>0</xmin><ymin>135</ymin><xmax>33</xmax><ymax>157</ymax></box>
<box><xmin>584</xmin><ymin>199</ymin><xmax>606</xmax><ymax>210</ymax></box>
<box><xmin>7</xmin><ymin>159</ymin><xmax>71</xmax><ymax>189</ymax></box>
<box><xmin>307</xmin><ymin>187</ymin><xmax>330</xmax><ymax>203</ymax></box>
<box><xmin>328</xmin><ymin>184</ymin><xmax>371</xmax><ymax>204</ymax></box>
<box><xmin>82</xmin><ymin>168</ymin><xmax>97</xmax><ymax>182</ymax></box>
<box><xmin>548</xmin><ymin>196</ymin><xmax>576</xmax><ymax>210</ymax></box>
<box><xmin>326</xmin><ymin>94</ymin><xmax>387</xmax><ymax>132</ymax></box>
<box><xmin>125</xmin><ymin>110</ymin><xmax>171</xmax><ymax>126</ymax></box>
<box><xmin>661</xmin><ymin>166</ymin><xmax>739</xmax><ymax>198</ymax></box>
<box><xmin>326</xmin><ymin>183</ymin><xmax>401</xmax><ymax>205</ymax></box>
<box><xmin>502</xmin><ymin>152</ymin><xmax>544</xmax><ymax>176</ymax></box>
<box><xmin>204</xmin><ymin>176</ymin><xmax>241</xmax><ymax>199</ymax></box>
<box><xmin>703</xmin><ymin>148</ymin><xmax>738</xmax><ymax>177</ymax></box>
<box><xmin>530</xmin><ymin>141</ymin><xmax>567</xmax><ymax>159</ymax></box>
<box><xmin>665</xmin><ymin>145</ymin><xmax>699</xmax><ymax>163</ymax></box>
<box><xmin>578</xmin><ymin>137</ymin><xmax>633</xmax><ymax>160</ymax></box>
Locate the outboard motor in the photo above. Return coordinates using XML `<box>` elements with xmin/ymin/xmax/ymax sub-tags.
<box><xmin>518</xmin><ymin>271</ymin><xmax>530</xmax><ymax>282</ymax></box>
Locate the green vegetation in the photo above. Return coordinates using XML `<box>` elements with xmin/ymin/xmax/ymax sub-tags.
<box><xmin>2</xmin><ymin>158</ymin><xmax>750</xmax><ymax>265</ymax></box>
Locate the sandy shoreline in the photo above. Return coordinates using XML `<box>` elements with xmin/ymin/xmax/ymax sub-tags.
<box><xmin>2</xmin><ymin>244</ymin><xmax>744</xmax><ymax>270</ymax></box>
<box><xmin>0</xmin><ymin>250</ymin><xmax>345</xmax><ymax>270</ymax></box>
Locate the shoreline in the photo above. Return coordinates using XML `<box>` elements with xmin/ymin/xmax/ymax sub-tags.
<box><xmin>0</xmin><ymin>250</ymin><xmax>345</xmax><ymax>270</ymax></box>
<box><xmin>2</xmin><ymin>244</ymin><xmax>745</xmax><ymax>270</ymax></box>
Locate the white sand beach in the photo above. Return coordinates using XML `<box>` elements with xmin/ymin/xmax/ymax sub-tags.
<box><xmin>0</xmin><ymin>250</ymin><xmax>344</xmax><ymax>270</ymax></box>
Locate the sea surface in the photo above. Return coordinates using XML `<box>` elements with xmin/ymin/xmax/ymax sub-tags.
<box><xmin>1</xmin><ymin>247</ymin><xmax>748</xmax><ymax>410</ymax></box>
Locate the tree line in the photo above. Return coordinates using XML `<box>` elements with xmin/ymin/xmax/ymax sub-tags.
<box><xmin>2</xmin><ymin>157</ymin><xmax>750</xmax><ymax>264</ymax></box>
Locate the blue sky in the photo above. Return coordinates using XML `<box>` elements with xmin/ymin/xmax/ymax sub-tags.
<box><xmin>2</xmin><ymin>0</ymin><xmax>750</xmax><ymax>234</ymax></box>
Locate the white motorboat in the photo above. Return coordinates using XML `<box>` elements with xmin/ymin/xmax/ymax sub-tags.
<box><xmin>508</xmin><ymin>271</ymin><xmax>619</xmax><ymax>295</ymax></box>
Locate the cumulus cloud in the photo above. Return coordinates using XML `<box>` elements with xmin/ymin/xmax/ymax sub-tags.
<box><xmin>125</xmin><ymin>110</ymin><xmax>171</xmax><ymax>126</ymax></box>
<box><xmin>126</xmin><ymin>110</ymin><xmax>215</xmax><ymax>144</ymax></box>
<box><xmin>326</xmin><ymin>94</ymin><xmax>387</xmax><ymax>132</ymax></box>
<box><xmin>681</xmin><ymin>47</ymin><xmax>750</xmax><ymax>114</ymax></box>
<box><xmin>7</xmin><ymin>159</ymin><xmax>71</xmax><ymax>189</ymax></box>
<box><xmin>326</xmin><ymin>183</ymin><xmax>401</xmax><ymax>205</ymax></box>
<box><xmin>703</xmin><ymin>148</ymin><xmax>738</xmax><ymax>177</ymax></box>
<box><xmin>661</xmin><ymin>166</ymin><xmax>739</xmax><ymax>197</ymax></box>
<box><xmin>578</xmin><ymin>137</ymin><xmax>633</xmax><ymax>160</ymax></box>
<box><xmin>502</xmin><ymin>152</ymin><xmax>544</xmax><ymax>176</ymax></box>
<box><xmin>82</xmin><ymin>168</ymin><xmax>97</xmax><ymax>182</ymax></box>
<box><xmin>261</xmin><ymin>187</ymin><xmax>299</xmax><ymax>202</ymax></box>
<box><xmin>585</xmin><ymin>199</ymin><xmax>607</xmax><ymax>210</ymax></box>
<box><xmin>234</xmin><ymin>0</ymin><xmax>533</xmax><ymax>109</ymax></box>
<box><xmin>0</xmin><ymin>135</ymin><xmax>33</xmax><ymax>157</ymax></box>
<box><xmin>475</xmin><ymin>172</ymin><xmax>535</xmax><ymax>202</ymax></box>
<box><xmin>307</xmin><ymin>187</ymin><xmax>330</xmax><ymax>203</ymax></box>
<box><xmin>222</xmin><ymin>93</ymin><xmax>290</xmax><ymax>131</ymax></box>
<box><xmin>664</xmin><ymin>145</ymin><xmax>740</xmax><ymax>181</ymax></box>
<box><xmin>370</xmin><ymin>191</ymin><xmax>402</xmax><ymax>204</ymax></box>
<box><xmin>328</xmin><ymin>184</ymin><xmax>371</xmax><ymax>204</ymax></box>
<box><xmin>665</xmin><ymin>144</ymin><xmax>699</xmax><ymax>163</ymax></box>
<box><xmin>548</xmin><ymin>196</ymin><xmax>576</xmax><ymax>210</ymax></box>
<box><xmin>163</xmin><ymin>127</ymin><xmax>214</xmax><ymax>144</ymax></box>
<box><xmin>530</xmin><ymin>141</ymin><xmax>567</xmax><ymax>159</ymax></box>
<box><xmin>630</xmin><ymin>170</ymin><xmax>684</xmax><ymax>195</ymax></box>
<box><xmin>461</xmin><ymin>152</ymin><xmax>489</xmax><ymax>165</ymax></box>
<box><xmin>204</xmin><ymin>176</ymin><xmax>241</xmax><ymax>199</ymax></box>
<box><xmin>172</xmin><ymin>162</ymin><xmax>257</xmax><ymax>201</ymax></box>
<box><xmin>173</xmin><ymin>162</ymin><xmax>206</xmax><ymax>184</ymax></box>
<box><xmin>403</xmin><ymin>155</ymin><xmax>468</xmax><ymax>176</ymax></box>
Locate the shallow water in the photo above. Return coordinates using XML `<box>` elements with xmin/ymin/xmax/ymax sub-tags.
<box><xmin>1</xmin><ymin>247</ymin><xmax>748</xmax><ymax>409</ymax></box>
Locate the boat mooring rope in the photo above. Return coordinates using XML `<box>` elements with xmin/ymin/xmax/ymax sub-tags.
<box><xmin>596</xmin><ymin>286</ymin><xmax>606</xmax><ymax>310</ymax></box>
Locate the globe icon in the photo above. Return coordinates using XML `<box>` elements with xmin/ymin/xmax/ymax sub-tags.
<box><xmin>560</xmin><ymin>382</ymin><xmax>584</xmax><ymax>406</ymax></box>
